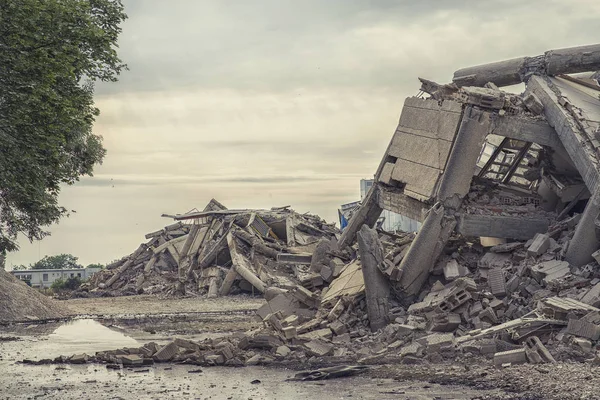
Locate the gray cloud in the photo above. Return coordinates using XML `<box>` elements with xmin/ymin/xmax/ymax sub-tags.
<box><xmin>8</xmin><ymin>0</ymin><xmax>600</xmax><ymax>268</ymax></box>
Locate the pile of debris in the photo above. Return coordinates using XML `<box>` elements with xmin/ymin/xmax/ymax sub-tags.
<box><xmin>42</xmin><ymin>219</ymin><xmax>600</xmax><ymax>369</ymax></box>
<box><xmin>81</xmin><ymin>199</ymin><xmax>343</xmax><ymax>298</ymax></box>
<box><xmin>48</xmin><ymin>43</ymin><xmax>600</xmax><ymax>369</ymax></box>
<box><xmin>0</xmin><ymin>269</ymin><xmax>70</xmax><ymax>323</ymax></box>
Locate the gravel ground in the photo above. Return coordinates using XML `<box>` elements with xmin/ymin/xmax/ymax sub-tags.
<box><xmin>374</xmin><ymin>360</ymin><xmax>600</xmax><ymax>400</ymax></box>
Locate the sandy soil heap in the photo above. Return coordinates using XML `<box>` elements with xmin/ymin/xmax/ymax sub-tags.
<box><xmin>0</xmin><ymin>269</ymin><xmax>70</xmax><ymax>322</ymax></box>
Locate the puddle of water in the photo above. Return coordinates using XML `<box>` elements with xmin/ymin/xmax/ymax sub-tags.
<box><xmin>30</xmin><ymin>319</ymin><xmax>138</xmax><ymax>359</ymax></box>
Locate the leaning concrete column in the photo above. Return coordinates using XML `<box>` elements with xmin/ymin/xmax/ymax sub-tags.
<box><xmin>396</xmin><ymin>202</ymin><xmax>446</xmax><ymax>297</ymax></box>
<box><xmin>566</xmin><ymin>189</ymin><xmax>600</xmax><ymax>266</ymax></box>
<box><xmin>357</xmin><ymin>224</ymin><xmax>390</xmax><ymax>332</ymax></box>
<box><xmin>396</xmin><ymin>106</ymin><xmax>490</xmax><ymax>297</ymax></box>
<box><xmin>338</xmin><ymin>183</ymin><xmax>383</xmax><ymax>248</ymax></box>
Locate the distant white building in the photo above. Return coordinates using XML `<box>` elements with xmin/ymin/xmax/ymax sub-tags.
<box><xmin>339</xmin><ymin>179</ymin><xmax>421</xmax><ymax>233</ymax></box>
<box><xmin>11</xmin><ymin>267</ymin><xmax>101</xmax><ymax>288</ymax></box>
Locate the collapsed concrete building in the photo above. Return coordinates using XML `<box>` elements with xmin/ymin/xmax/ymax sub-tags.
<box><xmin>340</xmin><ymin>43</ymin><xmax>600</xmax><ymax>302</ymax></box>
<box><xmin>51</xmin><ymin>44</ymin><xmax>600</xmax><ymax>372</ymax></box>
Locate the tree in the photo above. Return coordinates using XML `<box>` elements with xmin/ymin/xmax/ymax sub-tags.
<box><xmin>51</xmin><ymin>276</ymin><xmax>82</xmax><ymax>291</ymax></box>
<box><xmin>0</xmin><ymin>0</ymin><xmax>127</xmax><ymax>252</ymax></box>
<box><xmin>86</xmin><ymin>262</ymin><xmax>104</xmax><ymax>269</ymax></box>
<box><xmin>30</xmin><ymin>253</ymin><xmax>82</xmax><ymax>269</ymax></box>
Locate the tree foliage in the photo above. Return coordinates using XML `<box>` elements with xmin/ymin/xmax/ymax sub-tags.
<box><xmin>51</xmin><ymin>276</ymin><xmax>82</xmax><ymax>291</ymax></box>
<box><xmin>0</xmin><ymin>0</ymin><xmax>127</xmax><ymax>252</ymax></box>
<box><xmin>31</xmin><ymin>253</ymin><xmax>82</xmax><ymax>269</ymax></box>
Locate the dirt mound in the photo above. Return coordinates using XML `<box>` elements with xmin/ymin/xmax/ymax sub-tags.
<box><xmin>0</xmin><ymin>269</ymin><xmax>70</xmax><ymax>322</ymax></box>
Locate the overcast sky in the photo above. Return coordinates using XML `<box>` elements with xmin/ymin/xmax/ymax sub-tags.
<box><xmin>7</xmin><ymin>0</ymin><xmax>600</xmax><ymax>268</ymax></box>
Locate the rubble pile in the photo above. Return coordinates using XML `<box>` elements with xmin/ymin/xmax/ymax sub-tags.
<box><xmin>81</xmin><ymin>199</ymin><xmax>343</xmax><ymax>298</ymax></box>
<box><xmin>46</xmin><ymin>215</ymin><xmax>600</xmax><ymax>369</ymax></box>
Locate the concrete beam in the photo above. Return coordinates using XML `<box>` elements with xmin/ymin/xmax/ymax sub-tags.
<box><xmin>453</xmin><ymin>43</ymin><xmax>600</xmax><ymax>87</ymax></box>
<box><xmin>457</xmin><ymin>214</ymin><xmax>552</xmax><ymax>240</ymax></box>
<box><xmin>489</xmin><ymin>114</ymin><xmax>563</xmax><ymax>149</ymax></box>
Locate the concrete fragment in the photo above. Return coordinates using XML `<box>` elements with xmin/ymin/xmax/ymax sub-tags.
<box><xmin>119</xmin><ymin>354</ymin><xmax>143</xmax><ymax>366</ymax></box>
<box><xmin>204</xmin><ymin>354</ymin><xmax>226</xmax><ymax>365</ymax></box>
<box><xmin>567</xmin><ymin>312</ymin><xmax>600</xmax><ymax>340</ymax></box>
<box><xmin>399</xmin><ymin>342</ymin><xmax>424</xmax><ymax>358</ymax></box>
<box><xmin>328</xmin><ymin>320</ymin><xmax>348</xmax><ymax>336</ymax></box>
<box><xmin>276</xmin><ymin>345</ymin><xmax>291</xmax><ymax>358</ymax></box>
<box><xmin>530</xmin><ymin>260</ymin><xmax>570</xmax><ymax>284</ymax></box>
<box><xmin>443</xmin><ymin>260</ymin><xmax>461</xmax><ymax>282</ymax></box>
<box><xmin>527</xmin><ymin>233</ymin><xmax>550</xmax><ymax>257</ymax></box>
<box><xmin>417</xmin><ymin>333</ymin><xmax>455</xmax><ymax>351</ymax></box>
<box><xmin>437</xmin><ymin>289</ymin><xmax>471</xmax><ymax>313</ymax></box>
<box><xmin>256</xmin><ymin>293</ymin><xmax>299</xmax><ymax>320</ymax></box>
<box><xmin>487</xmin><ymin>268</ymin><xmax>507</xmax><ymax>298</ymax></box>
<box><xmin>281</xmin><ymin>326</ymin><xmax>297</xmax><ymax>340</ymax></box>
<box><xmin>69</xmin><ymin>354</ymin><xmax>89</xmax><ymax>364</ymax></box>
<box><xmin>153</xmin><ymin>342</ymin><xmax>179</xmax><ymax>362</ymax></box>
<box><xmin>493</xmin><ymin>348</ymin><xmax>527</xmax><ymax>366</ymax></box>
<box><xmin>291</xmin><ymin>285</ymin><xmax>319</xmax><ymax>309</ymax></box>
<box><xmin>304</xmin><ymin>339</ymin><xmax>334</xmax><ymax>357</ymax></box>
<box><xmin>524</xmin><ymin>336</ymin><xmax>556</xmax><ymax>363</ymax></box>
<box><xmin>581</xmin><ymin>283</ymin><xmax>600</xmax><ymax>307</ymax></box>
<box><xmin>572</xmin><ymin>337</ymin><xmax>593</xmax><ymax>354</ymax></box>
<box><xmin>429</xmin><ymin>313</ymin><xmax>461</xmax><ymax>332</ymax></box>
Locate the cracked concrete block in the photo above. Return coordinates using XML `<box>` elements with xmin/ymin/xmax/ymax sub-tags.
<box><xmin>488</xmin><ymin>268</ymin><xmax>507</xmax><ymax>298</ymax></box>
<box><xmin>524</xmin><ymin>336</ymin><xmax>556</xmax><ymax>363</ymax></box>
<box><xmin>282</xmin><ymin>326</ymin><xmax>297</xmax><ymax>340</ymax></box>
<box><xmin>399</xmin><ymin>342</ymin><xmax>425</xmax><ymax>358</ymax></box>
<box><xmin>527</xmin><ymin>234</ymin><xmax>550</xmax><ymax>257</ymax></box>
<box><xmin>304</xmin><ymin>339</ymin><xmax>334</xmax><ymax>357</ymax></box>
<box><xmin>530</xmin><ymin>260</ymin><xmax>570</xmax><ymax>284</ymax></box>
<box><xmin>328</xmin><ymin>320</ymin><xmax>348</xmax><ymax>336</ymax></box>
<box><xmin>444</xmin><ymin>260</ymin><xmax>461</xmax><ymax>281</ymax></box>
<box><xmin>567</xmin><ymin>313</ymin><xmax>600</xmax><ymax>340</ymax></box>
<box><xmin>119</xmin><ymin>354</ymin><xmax>143</xmax><ymax>366</ymax></box>
<box><xmin>581</xmin><ymin>283</ymin><xmax>600</xmax><ymax>307</ymax></box>
<box><xmin>154</xmin><ymin>342</ymin><xmax>179</xmax><ymax>362</ymax></box>
<box><xmin>417</xmin><ymin>332</ymin><xmax>455</xmax><ymax>351</ymax></box>
<box><xmin>276</xmin><ymin>345</ymin><xmax>291</xmax><ymax>358</ymax></box>
<box><xmin>69</xmin><ymin>354</ymin><xmax>89</xmax><ymax>364</ymax></box>
<box><xmin>430</xmin><ymin>313</ymin><xmax>461</xmax><ymax>332</ymax></box>
<box><xmin>493</xmin><ymin>348</ymin><xmax>527</xmax><ymax>366</ymax></box>
<box><xmin>437</xmin><ymin>289</ymin><xmax>471</xmax><ymax>313</ymax></box>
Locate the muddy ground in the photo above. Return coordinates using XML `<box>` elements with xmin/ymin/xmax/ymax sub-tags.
<box><xmin>0</xmin><ymin>295</ymin><xmax>597</xmax><ymax>399</ymax></box>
